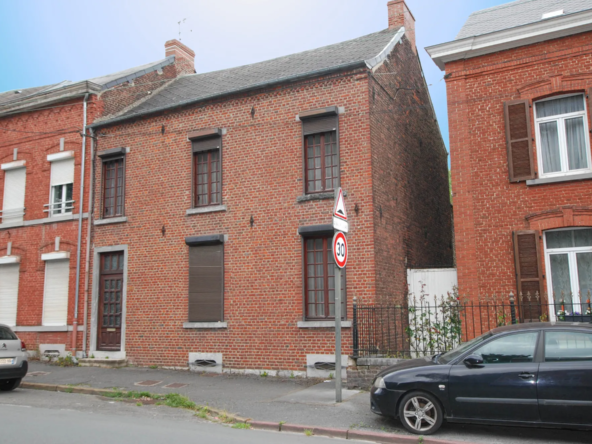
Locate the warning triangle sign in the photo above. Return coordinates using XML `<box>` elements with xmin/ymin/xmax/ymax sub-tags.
<box><xmin>333</xmin><ymin>188</ymin><xmax>347</xmax><ymax>221</ymax></box>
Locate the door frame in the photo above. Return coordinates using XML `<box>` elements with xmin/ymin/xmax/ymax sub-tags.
<box><xmin>90</xmin><ymin>245</ymin><xmax>128</xmax><ymax>359</ymax></box>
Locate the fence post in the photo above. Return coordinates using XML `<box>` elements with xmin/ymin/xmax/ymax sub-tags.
<box><xmin>352</xmin><ymin>297</ymin><xmax>359</xmax><ymax>358</ymax></box>
<box><xmin>509</xmin><ymin>291</ymin><xmax>517</xmax><ymax>325</ymax></box>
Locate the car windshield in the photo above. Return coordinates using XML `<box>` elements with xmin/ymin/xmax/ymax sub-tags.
<box><xmin>438</xmin><ymin>332</ymin><xmax>492</xmax><ymax>364</ymax></box>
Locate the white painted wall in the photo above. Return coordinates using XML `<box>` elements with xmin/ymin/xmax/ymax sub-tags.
<box><xmin>407</xmin><ymin>268</ymin><xmax>458</xmax><ymax>300</ymax></box>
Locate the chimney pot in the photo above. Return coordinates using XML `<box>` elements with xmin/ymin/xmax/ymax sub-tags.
<box><xmin>387</xmin><ymin>0</ymin><xmax>416</xmax><ymax>54</ymax></box>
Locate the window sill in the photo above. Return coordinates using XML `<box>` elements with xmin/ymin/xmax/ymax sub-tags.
<box><xmin>183</xmin><ymin>322</ymin><xmax>227</xmax><ymax>329</ymax></box>
<box><xmin>297</xmin><ymin>320</ymin><xmax>351</xmax><ymax>328</ymax></box>
<box><xmin>12</xmin><ymin>325</ymin><xmax>84</xmax><ymax>332</ymax></box>
<box><xmin>526</xmin><ymin>172</ymin><xmax>592</xmax><ymax>186</ymax></box>
<box><xmin>186</xmin><ymin>205</ymin><xmax>227</xmax><ymax>216</ymax></box>
<box><xmin>296</xmin><ymin>191</ymin><xmax>346</xmax><ymax>203</ymax></box>
<box><xmin>0</xmin><ymin>213</ymin><xmax>88</xmax><ymax>230</ymax></box>
<box><xmin>94</xmin><ymin>216</ymin><xmax>128</xmax><ymax>226</ymax></box>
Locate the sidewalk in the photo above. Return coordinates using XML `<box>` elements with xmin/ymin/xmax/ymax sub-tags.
<box><xmin>22</xmin><ymin>361</ymin><xmax>589</xmax><ymax>444</ymax></box>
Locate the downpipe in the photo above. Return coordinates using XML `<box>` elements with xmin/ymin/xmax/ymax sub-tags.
<box><xmin>82</xmin><ymin>128</ymin><xmax>96</xmax><ymax>355</ymax></box>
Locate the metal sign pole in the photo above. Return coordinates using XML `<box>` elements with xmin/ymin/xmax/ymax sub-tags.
<box><xmin>335</xmin><ymin>263</ymin><xmax>342</xmax><ymax>403</ymax></box>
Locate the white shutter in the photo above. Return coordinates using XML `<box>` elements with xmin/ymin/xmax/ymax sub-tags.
<box><xmin>0</xmin><ymin>264</ymin><xmax>19</xmax><ymax>326</ymax></box>
<box><xmin>2</xmin><ymin>167</ymin><xmax>26</xmax><ymax>223</ymax></box>
<box><xmin>50</xmin><ymin>158</ymin><xmax>74</xmax><ymax>186</ymax></box>
<box><xmin>42</xmin><ymin>259</ymin><xmax>69</xmax><ymax>326</ymax></box>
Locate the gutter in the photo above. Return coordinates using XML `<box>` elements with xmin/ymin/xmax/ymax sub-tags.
<box><xmin>89</xmin><ymin>60</ymin><xmax>368</xmax><ymax>130</ymax></box>
<box><xmin>72</xmin><ymin>93</ymin><xmax>89</xmax><ymax>355</ymax></box>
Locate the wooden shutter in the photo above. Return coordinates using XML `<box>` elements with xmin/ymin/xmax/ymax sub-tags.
<box><xmin>42</xmin><ymin>259</ymin><xmax>70</xmax><ymax>326</ymax></box>
<box><xmin>302</xmin><ymin>116</ymin><xmax>338</xmax><ymax>136</ymax></box>
<box><xmin>504</xmin><ymin>100</ymin><xmax>535</xmax><ymax>182</ymax></box>
<box><xmin>0</xmin><ymin>264</ymin><xmax>20</xmax><ymax>326</ymax></box>
<box><xmin>2</xmin><ymin>167</ymin><xmax>26</xmax><ymax>223</ymax></box>
<box><xmin>188</xmin><ymin>244</ymin><xmax>223</xmax><ymax>322</ymax></box>
<box><xmin>513</xmin><ymin>230</ymin><xmax>543</xmax><ymax>321</ymax></box>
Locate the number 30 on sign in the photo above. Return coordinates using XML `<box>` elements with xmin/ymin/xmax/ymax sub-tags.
<box><xmin>333</xmin><ymin>232</ymin><xmax>348</xmax><ymax>268</ymax></box>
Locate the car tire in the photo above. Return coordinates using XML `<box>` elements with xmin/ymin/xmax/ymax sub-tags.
<box><xmin>0</xmin><ymin>378</ymin><xmax>22</xmax><ymax>392</ymax></box>
<box><xmin>398</xmin><ymin>391</ymin><xmax>443</xmax><ymax>435</ymax></box>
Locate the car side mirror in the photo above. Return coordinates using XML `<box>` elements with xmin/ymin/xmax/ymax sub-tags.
<box><xmin>463</xmin><ymin>354</ymin><xmax>484</xmax><ymax>368</ymax></box>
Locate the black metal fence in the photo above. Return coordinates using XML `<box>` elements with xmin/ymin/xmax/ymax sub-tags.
<box><xmin>352</xmin><ymin>292</ymin><xmax>592</xmax><ymax>358</ymax></box>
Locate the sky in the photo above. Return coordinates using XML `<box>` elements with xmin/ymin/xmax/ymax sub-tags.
<box><xmin>0</xmin><ymin>0</ymin><xmax>511</xmax><ymax>150</ymax></box>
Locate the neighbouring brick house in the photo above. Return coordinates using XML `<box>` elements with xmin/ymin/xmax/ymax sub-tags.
<box><xmin>0</xmin><ymin>41</ymin><xmax>195</xmax><ymax>356</ymax></box>
<box><xmin>87</xmin><ymin>0</ymin><xmax>452</xmax><ymax>375</ymax></box>
<box><xmin>427</xmin><ymin>0</ymin><xmax>592</xmax><ymax>323</ymax></box>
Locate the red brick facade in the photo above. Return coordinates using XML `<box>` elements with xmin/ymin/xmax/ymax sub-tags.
<box><xmin>445</xmin><ymin>31</ymin><xmax>592</xmax><ymax>310</ymax></box>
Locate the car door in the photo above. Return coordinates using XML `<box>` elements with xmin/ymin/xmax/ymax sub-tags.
<box><xmin>537</xmin><ymin>329</ymin><xmax>592</xmax><ymax>425</ymax></box>
<box><xmin>448</xmin><ymin>331</ymin><xmax>541</xmax><ymax>422</ymax></box>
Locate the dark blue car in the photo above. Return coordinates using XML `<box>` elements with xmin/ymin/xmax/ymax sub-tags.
<box><xmin>370</xmin><ymin>322</ymin><xmax>592</xmax><ymax>434</ymax></box>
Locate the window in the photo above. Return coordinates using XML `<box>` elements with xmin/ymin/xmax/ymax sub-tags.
<box><xmin>48</xmin><ymin>158</ymin><xmax>74</xmax><ymax>215</ymax></box>
<box><xmin>305</xmin><ymin>132</ymin><xmax>338</xmax><ymax>193</ymax></box>
<box><xmin>304</xmin><ymin>237</ymin><xmax>345</xmax><ymax>319</ymax></box>
<box><xmin>545</xmin><ymin>228</ymin><xmax>592</xmax><ymax>317</ymax></box>
<box><xmin>534</xmin><ymin>94</ymin><xmax>591</xmax><ymax>178</ymax></box>
<box><xmin>103</xmin><ymin>158</ymin><xmax>125</xmax><ymax>218</ymax></box>
<box><xmin>0</xmin><ymin>264</ymin><xmax>20</xmax><ymax>326</ymax></box>
<box><xmin>187</xmin><ymin>236</ymin><xmax>224</xmax><ymax>322</ymax></box>
<box><xmin>472</xmin><ymin>332</ymin><xmax>538</xmax><ymax>364</ymax></box>
<box><xmin>1</xmin><ymin>165</ymin><xmax>26</xmax><ymax>224</ymax></box>
<box><xmin>194</xmin><ymin>150</ymin><xmax>221</xmax><ymax>207</ymax></box>
<box><xmin>545</xmin><ymin>331</ymin><xmax>592</xmax><ymax>362</ymax></box>
<box><xmin>42</xmin><ymin>259</ymin><xmax>69</xmax><ymax>326</ymax></box>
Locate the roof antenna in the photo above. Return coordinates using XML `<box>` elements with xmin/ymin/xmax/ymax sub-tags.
<box><xmin>177</xmin><ymin>18</ymin><xmax>192</xmax><ymax>41</ymax></box>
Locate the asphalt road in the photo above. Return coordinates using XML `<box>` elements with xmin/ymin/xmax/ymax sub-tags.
<box><xmin>0</xmin><ymin>389</ymin><xmax>368</xmax><ymax>444</ymax></box>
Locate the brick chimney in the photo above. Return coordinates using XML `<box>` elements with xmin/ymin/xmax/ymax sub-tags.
<box><xmin>165</xmin><ymin>39</ymin><xmax>196</xmax><ymax>75</ymax></box>
<box><xmin>387</xmin><ymin>0</ymin><xmax>416</xmax><ymax>54</ymax></box>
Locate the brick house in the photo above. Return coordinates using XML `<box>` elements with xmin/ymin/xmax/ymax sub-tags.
<box><xmin>87</xmin><ymin>1</ymin><xmax>452</xmax><ymax>375</ymax></box>
<box><xmin>427</xmin><ymin>0</ymin><xmax>592</xmax><ymax>322</ymax></box>
<box><xmin>0</xmin><ymin>42</ymin><xmax>194</xmax><ymax>356</ymax></box>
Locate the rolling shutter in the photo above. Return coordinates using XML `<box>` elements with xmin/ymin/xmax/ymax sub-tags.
<box><xmin>513</xmin><ymin>231</ymin><xmax>543</xmax><ymax>321</ymax></box>
<box><xmin>50</xmin><ymin>158</ymin><xmax>74</xmax><ymax>186</ymax></box>
<box><xmin>2</xmin><ymin>167</ymin><xmax>26</xmax><ymax>223</ymax></box>
<box><xmin>188</xmin><ymin>244</ymin><xmax>223</xmax><ymax>322</ymax></box>
<box><xmin>42</xmin><ymin>259</ymin><xmax>70</xmax><ymax>326</ymax></box>
<box><xmin>504</xmin><ymin>100</ymin><xmax>535</xmax><ymax>182</ymax></box>
<box><xmin>192</xmin><ymin>137</ymin><xmax>221</xmax><ymax>153</ymax></box>
<box><xmin>302</xmin><ymin>116</ymin><xmax>338</xmax><ymax>136</ymax></box>
<box><xmin>0</xmin><ymin>264</ymin><xmax>20</xmax><ymax>326</ymax></box>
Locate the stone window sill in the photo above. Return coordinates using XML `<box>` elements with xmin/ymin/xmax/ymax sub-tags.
<box><xmin>12</xmin><ymin>325</ymin><xmax>84</xmax><ymax>332</ymax></box>
<box><xmin>186</xmin><ymin>205</ymin><xmax>227</xmax><ymax>216</ymax></box>
<box><xmin>1</xmin><ymin>213</ymin><xmax>89</xmax><ymax>230</ymax></box>
<box><xmin>526</xmin><ymin>172</ymin><xmax>592</xmax><ymax>186</ymax></box>
<box><xmin>94</xmin><ymin>216</ymin><xmax>128</xmax><ymax>226</ymax></box>
<box><xmin>183</xmin><ymin>322</ymin><xmax>227</xmax><ymax>329</ymax></box>
<box><xmin>296</xmin><ymin>190</ymin><xmax>346</xmax><ymax>203</ymax></box>
<box><xmin>297</xmin><ymin>320</ymin><xmax>351</xmax><ymax>328</ymax></box>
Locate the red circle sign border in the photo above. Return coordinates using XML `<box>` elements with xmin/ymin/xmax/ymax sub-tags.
<box><xmin>333</xmin><ymin>231</ymin><xmax>348</xmax><ymax>268</ymax></box>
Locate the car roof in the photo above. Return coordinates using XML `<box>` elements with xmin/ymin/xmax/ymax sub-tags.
<box><xmin>491</xmin><ymin>322</ymin><xmax>592</xmax><ymax>335</ymax></box>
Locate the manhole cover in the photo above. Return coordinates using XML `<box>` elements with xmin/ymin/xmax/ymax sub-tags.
<box><xmin>26</xmin><ymin>371</ymin><xmax>51</xmax><ymax>377</ymax></box>
<box><xmin>134</xmin><ymin>380</ymin><xmax>162</xmax><ymax>387</ymax></box>
<box><xmin>163</xmin><ymin>383</ymin><xmax>187</xmax><ymax>389</ymax></box>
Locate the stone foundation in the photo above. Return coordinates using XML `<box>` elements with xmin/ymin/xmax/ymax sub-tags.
<box><xmin>346</xmin><ymin>357</ymin><xmax>404</xmax><ymax>390</ymax></box>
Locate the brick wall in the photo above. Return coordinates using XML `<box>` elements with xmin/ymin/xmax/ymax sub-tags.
<box><xmin>370</xmin><ymin>37</ymin><xmax>453</xmax><ymax>302</ymax></box>
<box><xmin>446</xmin><ymin>31</ymin><xmax>592</xmax><ymax>300</ymax></box>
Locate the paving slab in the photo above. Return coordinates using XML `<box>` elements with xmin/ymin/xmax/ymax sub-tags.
<box><xmin>274</xmin><ymin>380</ymin><xmax>360</xmax><ymax>405</ymax></box>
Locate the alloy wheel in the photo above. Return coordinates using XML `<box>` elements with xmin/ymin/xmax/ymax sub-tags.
<box><xmin>402</xmin><ymin>395</ymin><xmax>438</xmax><ymax>432</ymax></box>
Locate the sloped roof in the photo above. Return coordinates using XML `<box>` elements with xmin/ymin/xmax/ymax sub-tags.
<box><xmin>0</xmin><ymin>83</ymin><xmax>61</xmax><ymax>106</ymax></box>
<box><xmin>97</xmin><ymin>27</ymin><xmax>402</xmax><ymax>126</ymax></box>
<box><xmin>456</xmin><ymin>0</ymin><xmax>592</xmax><ymax>40</ymax></box>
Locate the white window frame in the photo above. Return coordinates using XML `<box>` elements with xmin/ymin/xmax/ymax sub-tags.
<box><xmin>544</xmin><ymin>227</ymin><xmax>592</xmax><ymax>322</ymax></box>
<box><xmin>534</xmin><ymin>93</ymin><xmax>592</xmax><ymax>179</ymax></box>
<box><xmin>49</xmin><ymin>183</ymin><xmax>74</xmax><ymax>216</ymax></box>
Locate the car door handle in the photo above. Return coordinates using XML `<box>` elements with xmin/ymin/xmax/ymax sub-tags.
<box><xmin>519</xmin><ymin>372</ymin><xmax>535</xmax><ymax>379</ymax></box>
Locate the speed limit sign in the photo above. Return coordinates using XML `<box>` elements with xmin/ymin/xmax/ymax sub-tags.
<box><xmin>333</xmin><ymin>231</ymin><xmax>348</xmax><ymax>269</ymax></box>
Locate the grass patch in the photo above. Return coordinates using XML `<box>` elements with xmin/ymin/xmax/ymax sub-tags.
<box><xmin>232</xmin><ymin>422</ymin><xmax>251</xmax><ymax>429</ymax></box>
<box><xmin>148</xmin><ymin>365</ymin><xmax>158</xmax><ymax>369</ymax></box>
<box><xmin>102</xmin><ymin>390</ymin><xmax>194</xmax><ymax>409</ymax></box>
<box><xmin>304</xmin><ymin>429</ymin><xmax>313</xmax><ymax>437</ymax></box>
<box><xmin>136</xmin><ymin>402</ymin><xmax>142</xmax><ymax>406</ymax></box>
<box><xmin>164</xmin><ymin>393</ymin><xmax>196</xmax><ymax>409</ymax></box>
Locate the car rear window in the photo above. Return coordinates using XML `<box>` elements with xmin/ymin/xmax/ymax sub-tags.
<box><xmin>0</xmin><ymin>327</ymin><xmax>18</xmax><ymax>340</ymax></box>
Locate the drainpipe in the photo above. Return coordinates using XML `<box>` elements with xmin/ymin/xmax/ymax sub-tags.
<box><xmin>82</xmin><ymin>128</ymin><xmax>95</xmax><ymax>355</ymax></box>
<box><xmin>71</xmin><ymin>93</ymin><xmax>89</xmax><ymax>355</ymax></box>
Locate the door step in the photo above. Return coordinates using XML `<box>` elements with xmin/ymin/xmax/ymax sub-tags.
<box><xmin>78</xmin><ymin>358</ymin><xmax>127</xmax><ymax>368</ymax></box>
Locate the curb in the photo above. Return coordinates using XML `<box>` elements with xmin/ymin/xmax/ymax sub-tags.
<box><xmin>20</xmin><ymin>382</ymin><xmax>472</xmax><ymax>444</ymax></box>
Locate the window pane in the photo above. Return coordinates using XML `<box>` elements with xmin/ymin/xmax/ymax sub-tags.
<box><xmin>565</xmin><ymin>117</ymin><xmax>588</xmax><ymax>171</ymax></box>
<box><xmin>550</xmin><ymin>254</ymin><xmax>573</xmax><ymax>305</ymax></box>
<box><xmin>577</xmin><ymin>253</ymin><xmax>592</xmax><ymax>305</ymax></box>
<box><xmin>575</xmin><ymin>229</ymin><xmax>592</xmax><ymax>247</ymax></box>
<box><xmin>539</xmin><ymin>121</ymin><xmax>561</xmax><ymax>173</ymax></box>
<box><xmin>547</xmin><ymin>230</ymin><xmax>574</xmax><ymax>249</ymax></box>
<box><xmin>536</xmin><ymin>95</ymin><xmax>585</xmax><ymax>118</ymax></box>
<box><xmin>475</xmin><ymin>332</ymin><xmax>538</xmax><ymax>364</ymax></box>
<box><xmin>545</xmin><ymin>332</ymin><xmax>592</xmax><ymax>362</ymax></box>
<box><xmin>65</xmin><ymin>184</ymin><xmax>73</xmax><ymax>213</ymax></box>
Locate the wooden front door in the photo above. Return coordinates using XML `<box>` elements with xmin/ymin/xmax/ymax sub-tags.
<box><xmin>98</xmin><ymin>252</ymin><xmax>124</xmax><ymax>351</ymax></box>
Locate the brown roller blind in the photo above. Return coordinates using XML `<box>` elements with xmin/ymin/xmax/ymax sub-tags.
<box><xmin>504</xmin><ymin>100</ymin><xmax>535</xmax><ymax>182</ymax></box>
<box><xmin>513</xmin><ymin>230</ymin><xmax>543</xmax><ymax>321</ymax></box>
<box><xmin>192</xmin><ymin>137</ymin><xmax>221</xmax><ymax>153</ymax></box>
<box><xmin>188</xmin><ymin>244</ymin><xmax>223</xmax><ymax>322</ymax></box>
<box><xmin>302</xmin><ymin>115</ymin><xmax>338</xmax><ymax>136</ymax></box>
